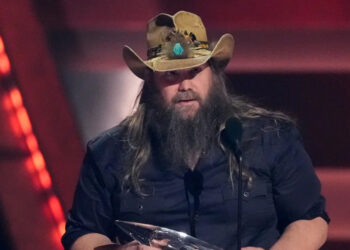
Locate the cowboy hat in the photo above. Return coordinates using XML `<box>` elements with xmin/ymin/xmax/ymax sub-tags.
<box><xmin>123</xmin><ymin>10</ymin><xmax>234</xmax><ymax>79</ymax></box>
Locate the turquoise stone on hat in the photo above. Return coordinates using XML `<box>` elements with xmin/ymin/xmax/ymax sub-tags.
<box><xmin>173</xmin><ymin>43</ymin><xmax>184</xmax><ymax>56</ymax></box>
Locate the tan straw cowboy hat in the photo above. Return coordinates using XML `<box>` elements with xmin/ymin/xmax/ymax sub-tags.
<box><xmin>123</xmin><ymin>11</ymin><xmax>234</xmax><ymax>79</ymax></box>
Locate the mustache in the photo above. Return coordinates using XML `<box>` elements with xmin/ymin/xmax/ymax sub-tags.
<box><xmin>171</xmin><ymin>90</ymin><xmax>202</xmax><ymax>104</ymax></box>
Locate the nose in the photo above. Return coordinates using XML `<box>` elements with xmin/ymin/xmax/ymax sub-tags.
<box><xmin>178</xmin><ymin>78</ymin><xmax>192</xmax><ymax>91</ymax></box>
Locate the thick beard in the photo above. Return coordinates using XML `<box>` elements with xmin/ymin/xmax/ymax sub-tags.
<box><xmin>147</xmin><ymin>82</ymin><xmax>232</xmax><ymax>170</ymax></box>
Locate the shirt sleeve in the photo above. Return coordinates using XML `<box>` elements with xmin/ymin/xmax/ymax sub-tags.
<box><xmin>61</xmin><ymin>141</ymin><xmax>115</xmax><ymax>250</ymax></box>
<box><xmin>264</xmin><ymin>123</ymin><xmax>330</xmax><ymax>231</ymax></box>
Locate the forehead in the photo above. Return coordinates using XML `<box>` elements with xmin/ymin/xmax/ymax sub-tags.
<box><xmin>152</xmin><ymin>64</ymin><xmax>211</xmax><ymax>80</ymax></box>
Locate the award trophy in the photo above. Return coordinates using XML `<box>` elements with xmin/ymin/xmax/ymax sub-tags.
<box><xmin>115</xmin><ymin>220</ymin><xmax>223</xmax><ymax>250</ymax></box>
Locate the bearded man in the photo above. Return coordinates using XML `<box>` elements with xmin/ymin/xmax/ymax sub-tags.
<box><xmin>62</xmin><ymin>11</ymin><xmax>329</xmax><ymax>250</ymax></box>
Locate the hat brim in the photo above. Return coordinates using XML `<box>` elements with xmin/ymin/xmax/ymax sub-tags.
<box><xmin>123</xmin><ymin>33</ymin><xmax>234</xmax><ymax>79</ymax></box>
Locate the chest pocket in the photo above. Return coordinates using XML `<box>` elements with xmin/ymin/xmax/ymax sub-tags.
<box><xmin>118</xmin><ymin>192</ymin><xmax>167</xmax><ymax>225</ymax></box>
<box><xmin>221</xmin><ymin>180</ymin><xmax>269</xmax><ymax>222</ymax></box>
<box><xmin>222</xmin><ymin>180</ymin><xmax>268</xmax><ymax>201</ymax></box>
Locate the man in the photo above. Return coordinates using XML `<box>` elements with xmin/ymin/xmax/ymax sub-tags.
<box><xmin>62</xmin><ymin>11</ymin><xmax>329</xmax><ymax>250</ymax></box>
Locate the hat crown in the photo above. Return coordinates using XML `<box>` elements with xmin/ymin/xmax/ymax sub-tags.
<box><xmin>122</xmin><ymin>10</ymin><xmax>234</xmax><ymax>79</ymax></box>
<box><xmin>146</xmin><ymin>11</ymin><xmax>208</xmax><ymax>51</ymax></box>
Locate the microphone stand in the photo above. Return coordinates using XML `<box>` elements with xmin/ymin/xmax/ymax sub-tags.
<box><xmin>236</xmin><ymin>153</ymin><xmax>243</xmax><ymax>250</ymax></box>
<box><xmin>220</xmin><ymin>118</ymin><xmax>244</xmax><ymax>250</ymax></box>
<box><xmin>224</xmin><ymin>137</ymin><xmax>244</xmax><ymax>250</ymax></box>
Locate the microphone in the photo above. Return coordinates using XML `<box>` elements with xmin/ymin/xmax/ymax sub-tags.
<box><xmin>221</xmin><ymin>117</ymin><xmax>243</xmax><ymax>250</ymax></box>
<box><xmin>184</xmin><ymin>169</ymin><xmax>203</xmax><ymax>237</ymax></box>
<box><xmin>221</xmin><ymin>117</ymin><xmax>243</xmax><ymax>161</ymax></box>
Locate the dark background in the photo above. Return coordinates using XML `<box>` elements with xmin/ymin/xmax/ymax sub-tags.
<box><xmin>230</xmin><ymin>73</ymin><xmax>350</xmax><ymax>167</ymax></box>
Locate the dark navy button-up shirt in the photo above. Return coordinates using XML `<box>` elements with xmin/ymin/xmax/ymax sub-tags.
<box><xmin>62</xmin><ymin>118</ymin><xmax>329</xmax><ymax>250</ymax></box>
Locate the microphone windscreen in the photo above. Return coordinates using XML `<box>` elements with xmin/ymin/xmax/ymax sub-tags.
<box><xmin>224</xmin><ymin>118</ymin><xmax>243</xmax><ymax>145</ymax></box>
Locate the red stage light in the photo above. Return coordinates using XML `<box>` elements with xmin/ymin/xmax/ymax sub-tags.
<box><xmin>2</xmin><ymin>94</ymin><xmax>12</xmax><ymax>111</ymax></box>
<box><xmin>25</xmin><ymin>157</ymin><xmax>35</xmax><ymax>173</ymax></box>
<box><xmin>0</xmin><ymin>53</ymin><xmax>11</xmax><ymax>75</ymax></box>
<box><xmin>38</xmin><ymin>169</ymin><xmax>52</xmax><ymax>189</ymax></box>
<box><xmin>16</xmin><ymin>107</ymin><xmax>32</xmax><ymax>135</ymax></box>
<box><xmin>9</xmin><ymin>88</ymin><xmax>23</xmax><ymax>108</ymax></box>
<box><xmin>0</xmin><ymin>36</ymin><xmax>11</xmax><ymax>75</ymax></box>
<box><xmin>58</xmin><ymin>221</ymin><xmax>66</xmax><ymax>236</ymax></box>
<box><xmin>9</xmin><ymin>113</ymin><xmax>22</xmax><ymax>137</ymax></box>
<box><xmin>0</xmin><ymin>36</ymin><xmax>4</xmax><ymax>53</ymax></box>
<box><xmin>48</xmin><ymin>195</ymin><xmax>65</xmax><ymax>226</ymax></box>
<box><xmin>32</xmin><ymin>151</ymin><xmax>45</xmax><ymax>171</ymax></box>
<box><xmin>1</xmin><ymin>34</ymin><xmax>66</xmax><ymax>247</ymax></box>
<box><xmin>26</xmin><ymin>134</ymin><xmax>39</xmax><ymax>152</ymax></box>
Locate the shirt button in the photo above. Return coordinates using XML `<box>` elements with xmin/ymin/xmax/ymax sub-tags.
<box><xmin>194</xmin><ymin>213</ymin><xmax>199</xmax><ymax>221</ymax></box>
<box><xmin>243</xmin><ymin>191</ymin><xmax>249</xmax><ymax>198</ymax></box>
<box><xmin>138</xmin><ymin>204</ymin><xmax>143</xmax><ymax>211</ymax></box>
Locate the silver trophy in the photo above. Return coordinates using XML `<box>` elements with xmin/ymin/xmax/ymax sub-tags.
<box><xmin>115</xmin><ymin>220</ymin><xmax>223</xmax><ymax>250</ymax></box>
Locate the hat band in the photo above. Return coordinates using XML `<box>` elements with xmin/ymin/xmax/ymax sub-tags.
<box><xmin>147</xmin><ymin>41</ymin><xmax>209</xmax><ymax>59</ymax></box>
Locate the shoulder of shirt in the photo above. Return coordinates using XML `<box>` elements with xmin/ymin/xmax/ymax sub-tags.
<box><xmin>241</xmin><ymin>116</ymin><xmax>298</xmax><ymax>145</ymax></box>
<box><xmin>82</xmin><ymin>124</ymin><xmax>127</xmax><ymax>188</ymax></box>
<box><xmin>86</xmin><ymin>123</ymin><xmax>127</xmax><ymax>153</ymax></box>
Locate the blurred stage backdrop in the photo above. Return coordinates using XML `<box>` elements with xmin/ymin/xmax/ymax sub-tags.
<box><xmin>0</xmin><ymin>0</ymin><xmax>349</xmax><ymax>249</ymax></box>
